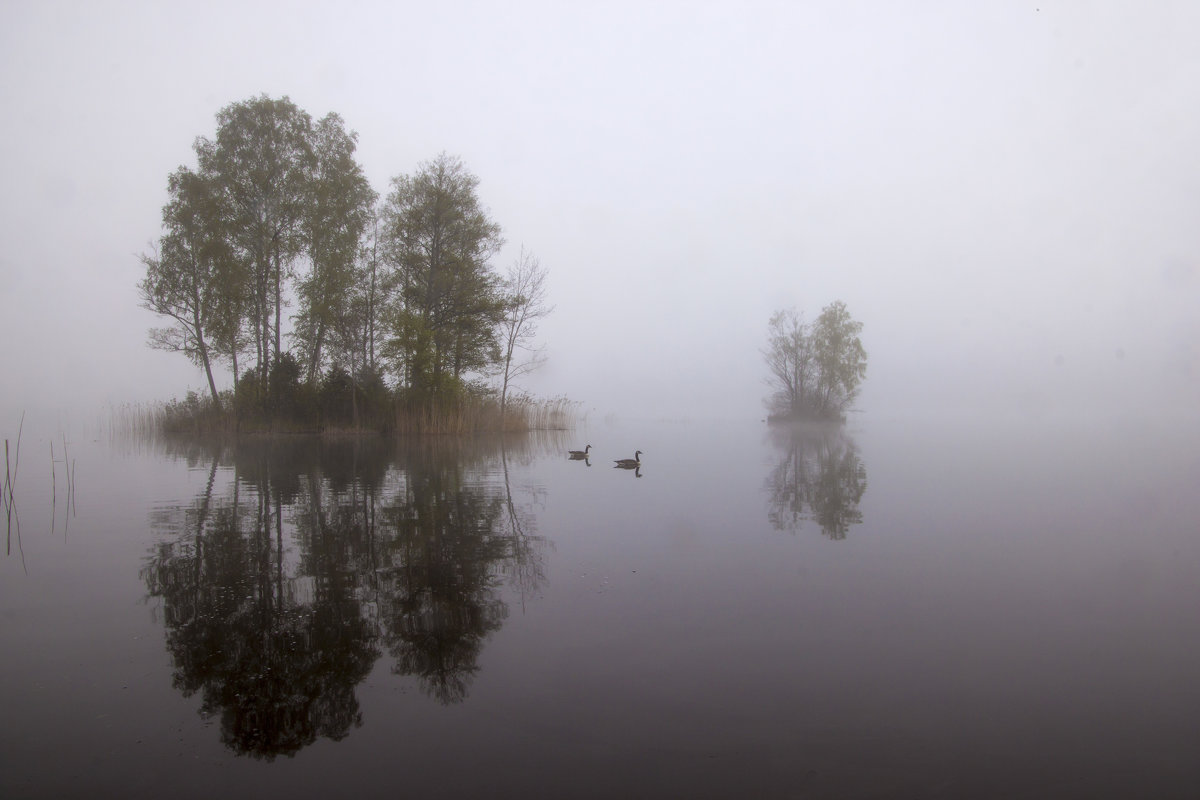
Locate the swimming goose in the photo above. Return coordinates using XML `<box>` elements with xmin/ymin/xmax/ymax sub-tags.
<box><xmin>614</xmin><ymin>450</ymin><xmax>642</xmax><ymax>468</ymax></box>
<box><xmin>568</xmin><ymin>444</ymin><xmax>592</xmax><ymax>458</ymax></box>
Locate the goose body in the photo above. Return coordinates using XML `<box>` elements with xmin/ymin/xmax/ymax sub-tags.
<box><xmin>568</xmin><ymin>444</ymin><xmax>592</xmax><ymax>459</ymax></box>
<box><xmin>614</xmin><ymin>450</ymin><xmax>642</xmax><ymax>468</ymax></box>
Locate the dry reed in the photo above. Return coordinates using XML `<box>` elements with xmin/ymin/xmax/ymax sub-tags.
<box><xmin>391</xmin><ymin>394</ymin><xmax>579</xmax><ymax>436</ymax></box>
<box><xmin>4</xmin><ymin>413</ymin><xmax>24</xmax><ymax>568</ymax></box>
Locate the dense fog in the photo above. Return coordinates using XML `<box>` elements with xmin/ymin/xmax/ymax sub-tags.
<box><xmin>2</xmin><ymin>1</ymin><xmax>1197</xmax><ymax>426</ymax></box>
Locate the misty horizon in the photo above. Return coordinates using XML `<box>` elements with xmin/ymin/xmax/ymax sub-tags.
<box><xmin>3</xmin><ymin>2</ymin><xmax>1198</xmax><ymax>426</ymax></box>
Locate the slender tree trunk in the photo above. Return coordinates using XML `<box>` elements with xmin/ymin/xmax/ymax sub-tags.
<box><xmin>190</xmin><ymin>300</ymin><xmax>220</xmax><ymax>408</ymax></box>
<box><xmin>350</xmin><ymin>351</ymin><xmax>360</xmax><ymax>430</ymax></box>
<box><xmin>500</xmin><ymin>345</ymin><xmax>513</xmax><ymax>422</ymax></box>
<box><xmin>273</xmin><ymin>246</ymin><xmax>282</xmax><ymax>366</ymax></box>
<box><xmin>367</xmin><ymin>252</ymin><xmax>377</xmax><ymax>371</ymax></box>
<box><xmin>199</xmin><ymin>338</ymin><xmax>219</xmax><ymax>407</ymax></box>
<box><xmin>255</xmin><ymin>251</ymin><xmax>269</xmax><ymax>399</ymax></box>
<box><xmin>254</xmin><ymin>295</ymin><xmax>263</xmax><ymax>377</ymax></box>
<box><xmin>311</xmin><ymin>321</ymin><xmax>325</xmax><ymax>382</ymax></box>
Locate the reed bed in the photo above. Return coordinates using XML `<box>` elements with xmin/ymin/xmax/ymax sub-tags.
<box><xmin>392</xmin><ymin>393</ymin><xmax>579</xmax><ymax>436</ymax></box>
<box><xmin>509</xmin><ymin>394</ymin><xmax>578</xmax><ymax>432</ymax></box>
<box><xmin>105</xmin><ymin>401</ymin><xmax>169</xmax><ymax>441</ymax></box>
<box><xmin>109</xmin><ymin>389</ymin><xmax>580</xmax><ymax>441</ymax></box>
<box><xmin>105</xmin><ymin>398</ymin><xmax>238</xmax><ymax>440</ymax></box>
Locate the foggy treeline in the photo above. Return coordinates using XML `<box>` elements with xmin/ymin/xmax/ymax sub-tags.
<box><xmin>139</xmin><ymin>95</ymin><xmax>554</xmax><ymax>433</ymax></box>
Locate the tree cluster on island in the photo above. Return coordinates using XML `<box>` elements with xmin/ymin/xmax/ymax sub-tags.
<box><xmin>139</xmin><ymin>95</ymin><xmax>553</xmax><ymax>434</ymax></box>
<box><xmin>762</xmin><ymin>301</ymin><xmax>867</xmax><ymax>422</ymax></box>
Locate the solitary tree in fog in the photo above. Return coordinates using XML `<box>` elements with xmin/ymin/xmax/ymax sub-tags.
<box><xmin>763</xmin><ymin>301</ymin><xmax>866</xmax><ymax>421</ymax></box>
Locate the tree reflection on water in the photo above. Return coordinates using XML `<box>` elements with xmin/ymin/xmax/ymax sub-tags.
<box><xmin>764</xmin><ymin>423</ymin><xmax>867</xmax><ymax>539</ymax></box>
<box><xmin>140</xmin><ymin>434</ymin><xmax>554</xmax><ymax>759</ymax></box>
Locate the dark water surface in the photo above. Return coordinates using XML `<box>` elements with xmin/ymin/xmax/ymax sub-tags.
<box><xmin>2</xmin><ymin>415</ymin><xmax>1198</xmax><ymax>799</ymax></box>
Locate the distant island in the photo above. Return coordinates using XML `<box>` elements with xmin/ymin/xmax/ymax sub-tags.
<box><xmin>762</xmin><ymin>301</ymin><xmax>866</xmax><ymax>423</ymax></box>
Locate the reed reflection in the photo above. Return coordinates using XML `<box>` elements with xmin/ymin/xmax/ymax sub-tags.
<box><xmin>141</xmin><ymin>433</ymin><xmax>556</xmax><ymax>758</ymax></box>
<box><xmin>764</xmin><ymin>423</ymin><xmax>867</xmax><ymax>539</ymax></box>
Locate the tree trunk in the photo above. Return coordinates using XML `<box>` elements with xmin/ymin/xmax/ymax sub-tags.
<box><xmin>350</xmin><ymin>354</ymin><xmax>360</xmax><ymax>430</ymax></box>
<box><xmin>500</xmin><ymin>346</ymin><xmax>513</xmax><ymax>423</ymax></box>
<box><xmin>309</xmin><ymin>321</ymin><xmax>325</xmax><ymax>383</ymax></box>
<box><xmin>198</xmin><ymin>337</ymin><xmax>219</xmax><ymax>408</ymax></box>
<box><xmin>367</xmin><ymin>253</ymin><xmax>377</xmax><ymax>371</ymax></box>
<box><xmin>191</xmin><ymin>297</ymin><xmax>220</xmax><ymax>408</ymax></box>
<box><xmin>273</xmin><ymin>246</ymin><xmax>282</xmax><ymax>366</ymax></box>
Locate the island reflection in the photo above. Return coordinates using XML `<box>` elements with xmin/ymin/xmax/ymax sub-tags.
<box><xmin>140</xmin><ymin>433</ymin><xmax>555</xmax><ymax>759</ymax></box>
<box><xmin>764</xmin><ymin>423</ymin><xmax>867</xmax><ymax>539</ymax></box>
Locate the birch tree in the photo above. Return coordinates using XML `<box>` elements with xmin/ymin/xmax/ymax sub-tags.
<box><xmin>293</xmin><ymin>113</ymin><xmax>376</xmax><ymax>382</ymax></box>
<box><xmin>497</xmin><ymin>247</ymin><xmax>553</xmax><ymax>420</ymax></box>
<box><xmin>139</xmin><ymin>167</ymin><xmax>233</xmax><ymax>406</ymax></box>
<box><xmin>197</xmin><ymin>95</ymin><xmax>314</xmax><ymax>396</ymax></box>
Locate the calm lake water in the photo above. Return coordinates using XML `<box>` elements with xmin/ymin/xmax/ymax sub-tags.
<box><xmin>2</xmin><ymin>414</ymin><xmax>1198</xmax><ymax>799</ymax></box>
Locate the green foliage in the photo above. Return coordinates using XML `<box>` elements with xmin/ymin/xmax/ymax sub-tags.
<box><xmin>268</xmin><ymin>352</ymin><xmax>305</xmax><ymax>420</ymax></box>
<box><xmin>357</xmin><ymin>367</ymin><xmax>391</xmax><ymax>418</ymax></box>
<box><xmin>294</xmin><ymin>113</ymin><xmax>378</xmax><ymax>382</ymax></box>
<box><xmin>813</xmin><ymin>300</ymin><xmax>867</xmax><ymax>415</ymax></box>
<box><xmin>379</xmin><ymin>153</ymin><xmax>506</xmax><ymax>400</ymax></box>
<box><xmin>319</xmin><ymin>365</ymin><xmax>356</xmax><ymax>422</ymax></box>
<box><xmin>234</xmin><ymin>367</ymin><xmax>265</xmax><ymax>418</ymax></box>
<box><xmin>197</xmin><ymin>95</ymin><xmax>315</xmax><ymax>387</ymax></box>
<box><xmin>142</xmin><ymin>97</ymin><xmax>563</xmax><ymax>435</ymax></box>
<box><xmin>138</xmin><ymin>166</ymin><xmax>234</xmax><ymax>406</ymax></box>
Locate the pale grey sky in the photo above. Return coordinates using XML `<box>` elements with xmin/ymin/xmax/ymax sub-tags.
<box><xmin>2</xmin><ymin>0</ymin><xmax>1198</xmax><ymax>427</ymax></box>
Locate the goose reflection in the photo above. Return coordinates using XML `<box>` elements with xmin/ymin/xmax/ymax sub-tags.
<box><xmin>764</xmin><ymin>423</ymin><xmax>866</xmax><ymax>539</ymax></box>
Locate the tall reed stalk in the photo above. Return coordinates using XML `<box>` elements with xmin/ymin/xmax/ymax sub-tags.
<box><xmin>63</xmin><ymin>434</ymin><xmax>75</xmax><ymax>516</ymax></box>
<box><xmin>5</xmin><ymin>413</ymin><xmax>24</xmax><ymax>568</ymax></box>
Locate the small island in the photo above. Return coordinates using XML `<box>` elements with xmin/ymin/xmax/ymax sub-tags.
<box><xmin>761</xmin><ymin>301</ymin><xmax>867</xmax><ymax>423</ymax></box>
<box><xmin>139</xmin><ymin>95</ymin><xmax>561</xmax><ymax>436</ymax></box>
